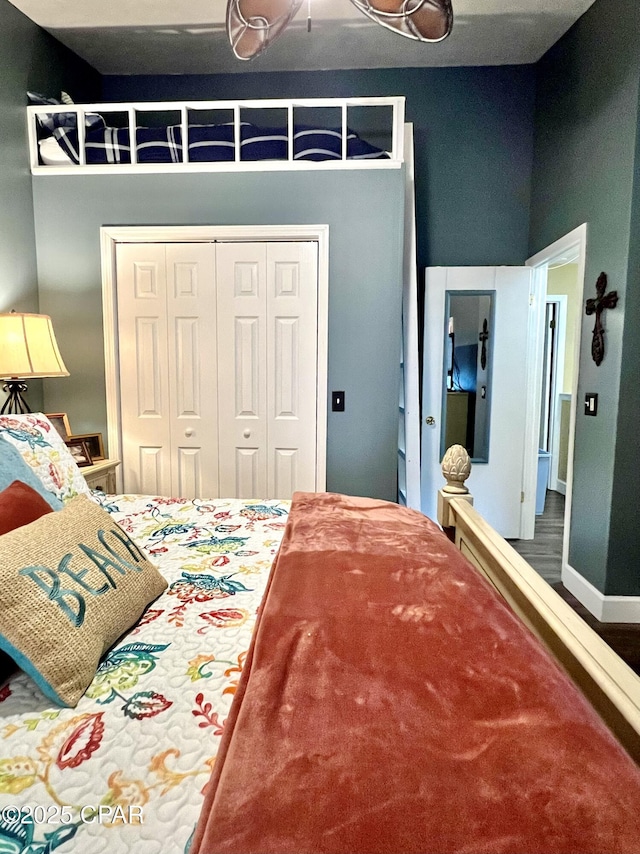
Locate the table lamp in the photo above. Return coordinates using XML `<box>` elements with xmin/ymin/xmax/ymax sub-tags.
<box><xmin>0</xmin><ymin>311</ymin><xmax>69</xmax><ymax>414</ymax></box>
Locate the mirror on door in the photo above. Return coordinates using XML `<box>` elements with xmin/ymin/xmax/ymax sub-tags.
<box><xmin>441</xmin><ymin>291</ymin><xmax>495</xmax><ymax>463</ymax></box>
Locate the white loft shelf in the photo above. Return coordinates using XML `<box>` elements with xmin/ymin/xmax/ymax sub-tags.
<box><xmin>28</xmin><ymin>96</ymin><xmax>405</xmax><ymax>176</ymax></box>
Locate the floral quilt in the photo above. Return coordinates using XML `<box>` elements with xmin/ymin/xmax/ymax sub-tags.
<box><xmin>0</xmin><ymin>494</ymin><xmax>289</xmax><ymax>854</ymax></box>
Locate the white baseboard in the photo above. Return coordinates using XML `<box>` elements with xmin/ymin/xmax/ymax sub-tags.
<box><xmin>562</xmin><ymin>563</ymin><xmax>640</xmax><ymax>623</ymax></box>
<box><xmin>554</xmin><ymin>479</ymin><xmax>566</xmax><ymax>496</ymax></box>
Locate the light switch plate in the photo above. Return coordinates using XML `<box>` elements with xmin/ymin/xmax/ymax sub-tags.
<box><xmin>332</xmin><ymin>391</ymin><xmax>345</xmax><ymax>412</ymax></box>
<box><xmin>585</xmin><ymin>393</ymin><xmax>598</xmax><ymax>416</ymax></box>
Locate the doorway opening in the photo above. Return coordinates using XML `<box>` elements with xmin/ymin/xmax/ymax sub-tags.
<box><xmin>516</xmin><ymin>224</ymin><xmax>587</xmax><ymax>583</ymax></box>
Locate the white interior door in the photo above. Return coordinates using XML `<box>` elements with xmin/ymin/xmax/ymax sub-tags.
<box><xmin>166</xmin><ymin>244</ymin><xmax>219</xmax><ymax>498</ymax></box>
<box><xmin>117</xmin><ymin>239</ymin><xmax>319</xmax><ymax>501</ymax></box>
<box><xmin>116</xmin><ymin>243</ymin><xmax>172</xmax><ymax>496</ymax></box>
<box><xmin>216</xmin><ymin>242</ymin><xmax>318</xmax><ymax>499</ymax></box>
<box><xmin>267</xmin><ymin>242</ymin><xmax>318</xmax><ymax>497</ymax></box>
<box><xmin>421</xmin><ymin>266</ymin><xmax>532</xmax><ymax>538</ymax></box>
<box><xmin>216</xmin><ymin>243</ymin><xmax>268</xmax><ymax>498</ymax></box>
<box><xmin>117</xmin><ymin>242</ymin><xmax>218</xmax><ymax>498</ymax></box>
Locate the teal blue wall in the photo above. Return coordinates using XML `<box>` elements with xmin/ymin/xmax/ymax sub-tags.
<box><xmin>33</xmin><ymin>170</ymin><xmax>405</xmax><ymax>501</ymax></box>
<box><xmin>529</xmin><ymin>0</ymin><xmax>640</xmax><ymax>593</ymax></box>
<box><xmin>608</xmin><ymin>78</ymin><xmax>640</xmax><ymax>594</ymax></box>
<box><xmin>0</xmin><ymin>0</ymin><xmax>99</xmax><ymax>411</ymax></box>
<box><xmin>103</xmin><ymin>65</ymin><xmax>536</xmax><ymax>269</ymax></box>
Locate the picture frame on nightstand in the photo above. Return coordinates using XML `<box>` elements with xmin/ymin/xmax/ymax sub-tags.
<box><xmin>68</xmin><ymin>432</ymin><xmax>105</xmax><ymax>462</ymax></box>
<box><xmin>65</xmin><ymin>438</ymin><xmax>93</xmax><ymax>467</ymax></box>
<box><xmin>46</xmin><ymin>413</ymin><xmax>72</xmax><ymax>441</ymax></box>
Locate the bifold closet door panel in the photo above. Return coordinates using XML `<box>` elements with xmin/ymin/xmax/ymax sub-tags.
<box><xmin>116</xmin><ymin>242</ymin><xmax>219</xmax><ymax>499</ymax></box>
<box><xmin>267</xmin><ymin>241</ymin><xmax>318</xmax><ymax>497</ymax></box>
<box><xmin>116</xmin><ymin>243</ymin><xmax>173</xmax><ymax>496</ymax></box>
<box><xmin>216</xmin><ymin>243</ymin><xmax>269</xmax><ymax>499</ymax></box>
<box><xmin>166</xmin><ymin>244</ymin><xmax>219</xmax><ymax>499</ymax></box>
<box><xmin>216</xmin><ymin>241</ymin><xmax>319</xmax><ymax>499</ymax></box>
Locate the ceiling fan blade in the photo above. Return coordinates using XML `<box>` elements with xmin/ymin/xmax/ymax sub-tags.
<box><xmin>349</xmin><ymin>0</ymin><xmax>453</xmax><ymax>42</ymax></box>
<box><xmin>226</xmin><ymin>0</ymin><xmax>305</xmax><ymax>60</ymax></box>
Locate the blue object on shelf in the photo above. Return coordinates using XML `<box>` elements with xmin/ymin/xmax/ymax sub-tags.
<box><xmin>536</xmin><ymin>450</ymin><xmax>551</xmax><ymax>515</ymax></box>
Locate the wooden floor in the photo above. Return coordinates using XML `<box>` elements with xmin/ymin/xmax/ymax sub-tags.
<box><xmin>508</xmin><ymin>489</ymin><xmax>564</xmax><ymax>585</ymax></box>
<box><xmin>510</xmin><ymin>490</ymin><xmax>640</xmax><ymax>676</ymax></box>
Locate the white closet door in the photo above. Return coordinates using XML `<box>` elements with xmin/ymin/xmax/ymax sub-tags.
<box><xmin>267</xmin><ymin>241</ymin><xmax>318</xmax><ymax>497</ymax></box>
<box><xmin>216</xmin><ymin>243</ymin><xmax>269</xmax><ymax>498</ymax></box>
<box><xmin>216</xmin><ymin>242</ymin><xmax>318</xmax><ymax>499</ymax></box>
<box><xmin>116</xmin><ymin>243</ymin><xmax>172</xmax><ymax>496</ymax></box>
<box><xmin>117</xmin><ymin>242</ymin><xmax>218</xmax><ymax>498</ymax></box>
<box><xmin>166</xmin><ymin>244</ymin><xmax>219</xmax><ymax>499</ymax></box>
<box><xmin>117</xmin><ymin>239</ymin><xmax>319</xmax><ymax>501</ymax></box>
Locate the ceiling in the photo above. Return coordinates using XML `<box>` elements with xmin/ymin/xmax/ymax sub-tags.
<box><xmin>10</xmin><ymin>0</ymin><xmax>598</xmax><ymax>76</ymax></box>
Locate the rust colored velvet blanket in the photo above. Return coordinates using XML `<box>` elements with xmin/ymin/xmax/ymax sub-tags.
<box><xmin>192</xmin><ymin>492</ymin><xmax>640</xmax><ymax>854</ymax></box>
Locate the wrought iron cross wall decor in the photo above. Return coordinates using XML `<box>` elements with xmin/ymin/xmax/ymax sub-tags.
<box><xmin>479</xmin><ymin>318</ymin><xmax>489</xmax><ymax>370</ymax></box>
<box><xmin>585</xmin><ymin>272</ymin><xmax>618</xmax><ymax>366</ymax></box>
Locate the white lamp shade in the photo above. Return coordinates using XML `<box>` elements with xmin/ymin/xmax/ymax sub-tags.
<box><xmin>0</xmin><ymin>312</ymin><xmax>69</xmax><ymax>379</ymax></box>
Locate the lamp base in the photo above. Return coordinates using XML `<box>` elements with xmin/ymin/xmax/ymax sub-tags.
<box><xmin>1</xmin><ymin>380</ymin><xmax>31</xmax><ymax>415</ymax></box>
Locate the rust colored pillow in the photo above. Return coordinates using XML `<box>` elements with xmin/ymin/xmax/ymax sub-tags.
<box><xmin>0</xmin><ymin>479</ymin><xmax>54</xmax><ymax>536</ymax></box>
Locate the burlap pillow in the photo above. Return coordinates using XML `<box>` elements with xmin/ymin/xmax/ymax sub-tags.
<box><xmin>0</xmin><ymin>495</ymin><xmax>167</xmax><ymax>706</ymax></box>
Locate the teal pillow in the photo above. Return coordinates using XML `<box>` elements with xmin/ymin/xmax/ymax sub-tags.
<box><xmin>0</xmin><ymin>435</ymin><xmax>63</xmax><ymax>511</ymax></box>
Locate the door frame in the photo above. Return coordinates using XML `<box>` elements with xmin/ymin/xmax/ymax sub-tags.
<box><xmin>100</xmin><ymin>224</ymin><xmax>329</xmax><ymax>494</ymax></box>
<box><xmin>400</xmin><ymin>123</ymin><xmax>421</xmax><ymax>510</ymax></box>
<box><xmin>523</xmin><ymin>223</ymin><xmax>587</xmax><ymax>558</ymax></box>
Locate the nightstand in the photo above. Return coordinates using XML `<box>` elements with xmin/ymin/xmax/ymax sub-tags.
<box><xmin>82</xmin><ymin>459</ymin><xmax>120</xmax><ymax>494</ymax></box>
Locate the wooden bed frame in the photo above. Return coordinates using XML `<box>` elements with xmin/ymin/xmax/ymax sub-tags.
<box><xmin>437</xmin><ymin>445</ymin><xmax>640</xmax><ymax>764</ymax></box>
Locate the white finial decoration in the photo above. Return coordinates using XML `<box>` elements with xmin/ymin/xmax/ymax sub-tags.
<box><xmin>441</xmin><ymin>444</ymin><xmax>471</xmax><ymax>494</ymax></box>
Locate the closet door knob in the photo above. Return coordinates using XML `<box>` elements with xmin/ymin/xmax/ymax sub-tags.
<box><xmin>243</xmin><ymin>429</ymin><xmax>251</xmax><ymax>438</ymax></box>
<box><xmin>184</xmin><ymin>428</ymin><xmax>194</xmax><ymax>437</ymax></box>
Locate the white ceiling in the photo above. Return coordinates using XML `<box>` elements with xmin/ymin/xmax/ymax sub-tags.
<box><xmin>10</xmin><ymin>0</ymin><xmax>597</xmax><ymax>76</ymax></box>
